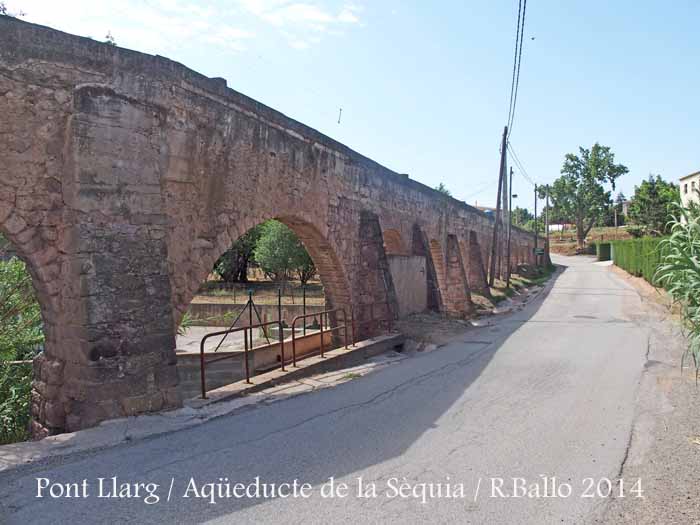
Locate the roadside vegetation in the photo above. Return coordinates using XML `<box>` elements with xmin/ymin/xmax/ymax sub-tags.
<box><xmin>656</xmin><ymin>204</ymin><xmax>700</xmax><ymax>374</ymax></box>
<box><xmin>0</xmin><ymin>236</ymin><xmax>43</xmax><ymax>444</ymax></box>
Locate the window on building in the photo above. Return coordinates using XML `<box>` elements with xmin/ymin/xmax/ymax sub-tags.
<box><xmin>684</xmin><ymin>183</ymin><xmax>688</xmax><ymax>194</ymax></box>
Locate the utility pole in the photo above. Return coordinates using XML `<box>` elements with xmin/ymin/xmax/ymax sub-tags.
<box><xmin>488</xmin><ymin>126</ymin><xmax>508</xmax><ymax>286</ymax></box>
<box><xmin>545</xmin><ymin>185</ymin><xmax>551</xmax><ymax>266</ymax></box>
<box><xmin>533</xmin><ymin>184</ymin><xmax>538</xmax><ymax>266</ymax></box>
<box><xmin>506</xmin><ymin>167</ymin><xmax>513</xmax><ymax>288</ymax></box>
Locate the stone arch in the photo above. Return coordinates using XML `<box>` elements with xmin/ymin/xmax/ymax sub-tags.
<box><xmin>444</xmin><ymin>234</ymin><xmax>473</xmax><ymax>318</ymax></box>
<box><xmin>429</xmin><ymin>239</ymin><xmax>447</xmax><ymax>295</ymax></box>
<box><xmin>172</xmin><ymin>214</ymin><xmax>352</xmax><ymax>327</ymax></box>
<box><xmin>0</xmin><ymin>218</ymin><xmax>65</xmax><ymax>436</ymax></box>
<box><xmin>382</xmin><ymin>228</ymin><xmax>407</xmax><ymax>256</ymax></box>
<box><xmin>411</xmin><ymin>224</ymin><xmax>442</xmax><ymax>312</ymax></box>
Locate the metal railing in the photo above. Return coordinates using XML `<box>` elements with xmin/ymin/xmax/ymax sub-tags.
<box><xmin>290</xmin><ymin>308</ymin><xmax>350</xmax><ymax>366</ymax></box>
<box><xmin>198</xmin><ymin>298</ymin><xmax>396</xmax><ymax>399</ymax></box>
<box><xmin>199</xmin><ymin>319</ymin><xmax>284</xmax><ymax>399</ymax></box>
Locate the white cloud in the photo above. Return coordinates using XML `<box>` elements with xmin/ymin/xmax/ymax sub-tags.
<box><xmin>7</xmin><ymin>0</ymin><xmax>252</xmax><ymax>55</ymax></box>
<box><xmin>237</xmin><ymin>0</ymin><xmax>362</xmax><ymax>48</ymax></box>
<box><xmin>6</xmin><ymin>0</ymin><xmax>361</xmax><ymax>54</ymax></box>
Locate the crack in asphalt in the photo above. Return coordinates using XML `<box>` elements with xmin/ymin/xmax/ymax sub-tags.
<box><xmin>141</xmin><ymin>342</ymin><xmax>503</xmax><ymax>476</ymax></box>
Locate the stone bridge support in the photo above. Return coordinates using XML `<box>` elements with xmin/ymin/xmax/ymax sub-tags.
<box><xmin>0</xmin><ymin>16</ymin><xmax>543</xmax><ymax>434</ymax></box>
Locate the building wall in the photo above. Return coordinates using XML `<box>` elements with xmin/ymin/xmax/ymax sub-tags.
<box><xmin>387</xmin><ymin>255</ymin><xmax>427</xmax><ymax>317</ymax></box>
<box><xmin>680</xmin><ymin>171</ymin><xmax>700</xmax><ymax>209</ymax></box>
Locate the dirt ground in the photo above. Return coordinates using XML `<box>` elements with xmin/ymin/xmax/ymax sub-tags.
<box><xmin>590</xmin><ymin>265</ymin><xmax>700</xmax><ymax>524</ymax></box>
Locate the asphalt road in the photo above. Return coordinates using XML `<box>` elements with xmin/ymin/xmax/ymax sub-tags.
<box><xmin>0</xmin><ymin>255</ymin><xmax>651</xmax><ymax>524</ymax></box>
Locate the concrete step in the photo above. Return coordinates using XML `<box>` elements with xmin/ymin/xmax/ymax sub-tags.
<box><xmin>185</xmin><ymin>333</ymin><xmax>405</xmax><ymax>408</ymax></box>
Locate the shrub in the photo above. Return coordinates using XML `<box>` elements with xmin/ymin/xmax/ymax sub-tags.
<box><xmin>0</xmin><ymin>361</ymin><xmax>32</xmax><ymax>444</ymax></box>
<box><xmin>655</xmin><ymin>206</ymin><xmax>700</xmax><ymax>373</ymax></box>
<box><xmin>611</xmin><ymin>237</ymin><xmax>666</xmax><ymax>285</ymax></box>
<box><xmin>0</xmin><ymin>255</ymin><xmax>44</xmax><ymax>443</ymax></box>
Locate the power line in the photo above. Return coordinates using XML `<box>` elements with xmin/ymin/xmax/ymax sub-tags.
<box><xmin>463</xmin><ymin>180</ymin><xmax>495</xmax><ymax>201</ymax></box>
<box><xmin>507</xmin><ymin>141</ymin><xmax>536</xmax><ymax>187</ymax></box>
<box><xmin>506</xmin><ymin>0</ymin><xmax>528</xmax><ymax>139</ymax></box>
<box><xmin>505</xmin><ymin>0</ymin><xmax>523</xmax><ymax>131</ymax></box>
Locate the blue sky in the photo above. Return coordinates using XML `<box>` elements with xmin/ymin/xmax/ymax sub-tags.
<box><xmin>8</xmin><ymin>0</ymin><xmax>699</xmax><ymax>211</ymax></box>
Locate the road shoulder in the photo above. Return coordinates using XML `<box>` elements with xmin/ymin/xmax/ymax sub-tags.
<box><xmin>593</xmin><ymin>265</ymin><xmax>700</xmax><ymax>524</ymax></box>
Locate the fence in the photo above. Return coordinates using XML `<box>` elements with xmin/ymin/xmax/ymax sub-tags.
<box><xmin>197</xmin><ymin>296</ymin><xmax>395</xmax><ymax>399</ymax></box>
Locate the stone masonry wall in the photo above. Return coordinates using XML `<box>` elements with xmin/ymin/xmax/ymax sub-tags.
<box><xmin>0</xmin><ymin>16</ymin><xmax>542</xmax><ymax>434</ymax></box>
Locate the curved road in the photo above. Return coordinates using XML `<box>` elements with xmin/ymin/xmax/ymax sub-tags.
<box><xmin>0</xmin><ymin>255</ymin><xmax>650</xmax><ymax>524</ymax></box>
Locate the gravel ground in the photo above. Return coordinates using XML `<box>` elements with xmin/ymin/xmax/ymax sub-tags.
<box><xmin>593</xmin><ymin>267</ymin><xmax>700</xmax><ymax>524</ymax></box>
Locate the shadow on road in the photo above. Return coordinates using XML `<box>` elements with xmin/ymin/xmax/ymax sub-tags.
<box><xmin>0</xmin><ymin>267</ymin><xmax>568</xmax><ymax>523</ymax></box>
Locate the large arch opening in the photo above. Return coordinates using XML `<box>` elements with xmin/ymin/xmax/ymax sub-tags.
<box><xmin>174</xmin><ymin>217</ymin><xmax>352</xmax><ymax>400</ymax></box>
<box><xmin>0</xmin><ymin>232</ymin><xmax>47</xmax><ymax>444</ymax></box>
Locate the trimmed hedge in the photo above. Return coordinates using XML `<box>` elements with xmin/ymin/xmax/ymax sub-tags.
<box><xmin>611</xmin><ymin>237</ymin><xmax>667</xmax><ymax>286</ymax></box>
<box><xmin>596</xmin><ymin>242</ymin><xmax>611</xmax><ymax>261</ymax></box>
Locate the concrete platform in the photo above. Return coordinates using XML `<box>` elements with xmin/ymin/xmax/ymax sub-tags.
<box><xmin>185</xmin><ymin>333</ymin><xmax>406</xmax><ymax>408</ymax></box>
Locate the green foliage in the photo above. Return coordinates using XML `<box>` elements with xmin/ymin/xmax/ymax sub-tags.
<box><xmin>512</xmin><ymin>206</ymin><xmax>533</xmax><ymax>227</ymax></box>
<box><xmin>434</xmin><ymin>183</ymin><xmax>452</xmax><ymax>196</ymax></box>
<box><xmin>0</xmin><ymin>361</ymin><xmax>32</xmax><ymax>444</ymax></box>
<box><xmin>550</xmin><ymin>143</ymin><xmax>628</xmax><ymax>247</ymax></box>
<box><xmin>626</xmin><ymin>225</ymin><xmax>645</xmax><ymax>238</ymax></box>
<box><xmin>655</xmin><ymin>205</ymin><xmax>700</xmax><ymax>372</ymax></box>
<box><xmin>254</xmin><ymin>221</ymin><xmax>315</xmax><ymax>284</ymax></box>
<box><xmin>522</xmin><ymin>217</ymin><xmax>544</xmax><ymax>233</ymax></box>
<box><xmin>0</xmin><ymin>2</ymin><xmax>25</xmax><ymax>17</ymax></box>
<box><xmin>0</xmin><ymin>257</ymin><xmax>44</xmax><ymax>361</ymax></box>
<box><xmin>628</xmin><ymin>175</ymin><xmax>680</xmax><ymax>236</ymax></box>
<box><xmin>214</xmin><ymin>225</ymin><xmax>263</xmax><ymax>283</ymax></box>
<box><xmin>104</xmin><ymin>31</ymin><xmax>116</xmax><ymax>46</ymax></box>
<box><xmin>0</xmin><ymin>255</ymin><xmax>42</xmax><ymax>444</ymax></box>
<box><xmin>612</xmin><ymin>237</ymin><xmax>666</xmax><ymax>285</ymax></box>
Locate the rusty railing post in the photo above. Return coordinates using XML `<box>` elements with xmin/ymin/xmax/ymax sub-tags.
<box><xmin>200</xmin><ymin>338</ymin><xmax>207</xmax><ymax>399</ymax></box>
<box><xmin>302</xmin><ymin>284</ymin><xmax>307</xmax><ymax>336</ymax></box>
<box><xmin>291</xmin><ymin>317</ymin><xmax>298</xmax><ymax>367</ymax></box>
<box><xmin>351</xmin><ymin>306</ymin><xmax>356</xmax><ymax>346</ymax></box>
<box><xmin>244</xmin><ymin>326</ymin><xmax>251</xmax><ymax>384</ymax></box>
<box><xmin>278</xmin><ymin>288</ymin><xmax>285</xmax><ymax>371</ymax></box>
<box><xmin>319</xmin><ymin>312</ymin><xmax>324</xmax><ymax>358</ymax></box>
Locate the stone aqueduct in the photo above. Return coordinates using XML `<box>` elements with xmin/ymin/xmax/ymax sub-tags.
<box><xmin>0</xmin><ymin>17</ymin><xmax>541</xmax><ymax>435</ymax></box>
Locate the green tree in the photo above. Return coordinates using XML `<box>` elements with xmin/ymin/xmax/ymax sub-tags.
<box><xmin>0</xmin><ymin>2</ymin><xmax>25</xmax><ymax>16</ymax></box>
<box><xmin>0</xmin><ymin>257</ymin><xmax>44</xmax><ymax>361</ymax></box>
<box><xmin>214</xmin><ymin>225</ymin><xmax>263</xmax><ymax>283</ymax></box>
<box><xmin>254</xmin><ymin>220</ymin><xmax>315</xmax><ymax>288</ymax></box>
<box><xmin>512</xmin><ymin>206</ymin><xmax>533</xmax><ymax>227</ymax></box>
<box><xmin>434</xmin><ymin>183</ymin><xmax>452</xmax><ymax>196</ymax></box>
<box><xmin>613</xmin><ymin>192</ymin><xmax>627</xmax><ymax>226</ymax></box>
<box><xmin>0</xmin><ymin>254</ymin><xmax>42</xmax><ymax>444</ymax></box>
<box><xmin>550</xmin><ymin>143</ymin><xmax>628</xmax><ymax>248</ymax></box>
<box><xmin>628</xmin><ymin>175</ymin><xmax>680</xmax><ymax>235</ymax></box>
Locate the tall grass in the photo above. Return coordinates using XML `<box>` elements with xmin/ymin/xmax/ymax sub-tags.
<box><xmin>655</xmin><ymin>205</ymin><xmax>700</xmax><ymax>375</ymax></box>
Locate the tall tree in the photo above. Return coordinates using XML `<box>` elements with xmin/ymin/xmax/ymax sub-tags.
<box><xmin>628</xmin><ymin>175</ymin><xmax>680</xmax><ymax>235</ymax></box>
<box><xmin>254</xmin><ymin>221</ymin><xmax>315</xmax><ymax>289</ymax></box>
<box><xmin>512</xmin><ymin>206</ymin><xmax>533</xmax><ymax>226</ymax></box>
<box><xmin>550</xmin><ymin>143</ymin><xmax>628</xmax><ymax>248</ymax></box>
<box><xmin>214</xmin><ymin>225</ymin><xmax>263</xmax><ymax>283</ymax></box>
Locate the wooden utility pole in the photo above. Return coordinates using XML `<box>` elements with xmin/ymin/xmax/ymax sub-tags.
<box><xmin>506</xmin><ymin>167</ymin><xmax>513</xmax><ymax>288</ymax></box>
<box><xmin>545</xmin><ymin>185</ymin><xmax>551</xmax><ymax>266</ymax></box>
<box><xmin>533</xmin><ymin>184</ymin><xmax>538</xmax><ymax>266</ymax></box>
<box><xmin>488</xmin><ymin>126</ymin><xmax>508</xmax><ymax>286</ymax></box>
